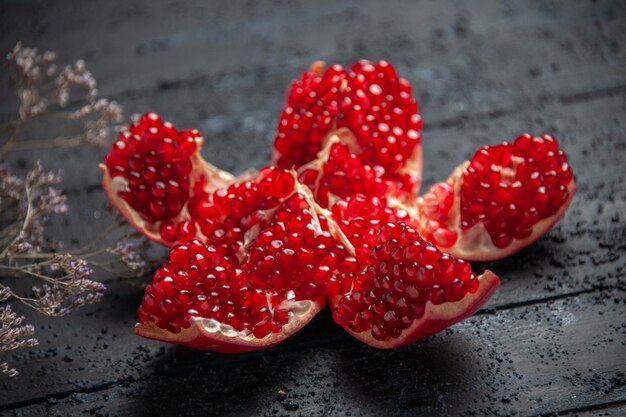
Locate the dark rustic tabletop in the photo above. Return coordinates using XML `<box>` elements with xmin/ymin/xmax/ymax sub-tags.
<box><xmin>1</xmin><ymin>1</ymin><xmax>625</xmax><ymax>416</ymax></box>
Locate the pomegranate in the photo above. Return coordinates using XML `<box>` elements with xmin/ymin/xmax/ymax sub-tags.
<box><xmin>273</xmin><ymin>60</ymin><xmax>423</xmax><ymax>195</ymax></box>
<box><xmin>99</xmin><ymin>59</ymin><xmax>578</xmax><ymax>353</ymax></box>
<box><xmin>415</xmin><ymin>134</ymin><xmax>575</xmax><ymax>260</ymax></box>
<box><xmin>136</xmin><ymin>240</ymin><xmax>325</xmax><ymax>353</ymax></box>
<box><xmin>100</xmin><ymin>113</ymin><xmax>236</xmax><ymax>246</ymax></box>
<box><xmin>134</xmin><ymin>170</ymin><xmax>500</xmax><ymax>351</ymax></box>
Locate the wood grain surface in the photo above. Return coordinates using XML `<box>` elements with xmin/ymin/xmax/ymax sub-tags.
<box><xmin>1</xmin><ymin>1</ymin><xmax>625</xmax><ymax>416</ymax></box>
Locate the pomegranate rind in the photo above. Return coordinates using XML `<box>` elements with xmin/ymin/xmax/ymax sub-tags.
<box><xmin>100</xmin><ymin>135</ymin><xmax>235</xmax><ymax>247</ymax></box>
<box><xmin>332</xmin><ymin>270</ymin><xmax>499</xmax><ymax>349</ymax></box>
<box><xmin>135</xmin><ymin>298</ymin><xmax>325</xmax><ymax>353</ymax></box>
<box><xmin>419</xmin><ymin>162</ymin><xmax>576</xmax><ymax>261</ymax></box>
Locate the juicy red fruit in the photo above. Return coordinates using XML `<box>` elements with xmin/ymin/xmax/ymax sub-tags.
<box><xmin>240</xmin><ymin>192</ymin><xmax>353</xmax><ymax>300</ymax></box>
<box><xmin>331</xmin><ymin>193</ymin><xmax>414</xmax><ymax>263</ymax></box>
<box><xmin>331</xmin><ymin>222</ymin><xmax>498</xmax><ymax>346</ymax></box>
<box><xmin>135</xmin><ymin>168</ymin><xmax>361</xmax><ymax>352</ymax></box>
<box><xmin>138</xmin><ymin>240</ymin><xmax>292</xmax><ymax>339</ymax></box>
<box><xmin>274</xmin><ymin>60</ymin><xmax>423</xmax><ymax>194</ymax></box>
<box><xmin>104</xmin><ymin>112</ymin><xmax>196</xmax><ymax>223</ymax></box>
<box><xmin>460</xmin><ymin>134</ymin><xmax>573</xmax><ymax>247</ymax></box>
<box><xmin>298</xmin><ymin>142</ymin><xmax>394</xmax><ymax>207</ymax></box>
<box><xmin>416</xmin><ymin>133</ymin><xmax>575</xmax><ymax>261</ymax></box>
<box><xmin>184</xmin><ymin>167</ymin><xmax>296</xmax><ymax>252</ymax></box>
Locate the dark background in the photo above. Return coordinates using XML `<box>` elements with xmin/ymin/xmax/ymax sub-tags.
<box><xmin>1</xmin><ymin>1</ymin><xmax>625</xmax><ymax>416</ymax></box>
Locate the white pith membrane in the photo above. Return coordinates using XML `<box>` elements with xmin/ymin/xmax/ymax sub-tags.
<box><xmin>135</xmin><ymin>297</ymin><xmax>322</xmax><ymax>353</ymax></box>
<box><xmin>135</xmin><ymin>175</ymin><xmax>356</xmax><ymax>352</ymax></box>
<box><xmin>100</xmin><ymin>135</ymin><xmax>236</xmax><ymax>246</ymax></box>
<box><xmin>415</xmin><ymin>157</ymin><xmax>577</xmax><ymax>262</ymax></box>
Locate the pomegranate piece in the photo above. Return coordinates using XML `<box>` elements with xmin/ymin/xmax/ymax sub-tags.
<box><xmin>330</xmin><ymin>222</ymin><xmax>499</xmax><ymax>348</ymax></box>
<box><xmin>101</xmin><ymin>113</ymin><xmax>235</xmax><ymax>246</ymax></box>
<box><xmin>135</xmin><ymin>168</ymin><xmax>358</xmax><ymax>351</ymax></box>
<box><xmin>274</xmin><ymin>60</ymin><xmax>423</xmax><ymax>195</ymax></box>
<box><xmin>416</xmin><ymin>134</ymin><xmax>575</xmax><ymax>260</ymax></box>
<box><xmin>136</xmin><ymin>240</ymin><xmax>325</xmax><ymax>353</ymax></box>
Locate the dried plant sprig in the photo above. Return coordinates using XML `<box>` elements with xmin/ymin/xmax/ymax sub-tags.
<box><xmin>0</xmin><ymin>305</ymin><xmax>38</xmax><ymax>376</ymax></box>
<box><xmin>1</xmin><ymin>42</ymin><xmax>123</xmax><ymax>156</ymax></box>
<box><xmin>0</xmin><ymin>161</ymin><xmax>67</xmax><ymax>255</ymax></box>
<box><xmin>0</xmin><ymin>161</ymin><xmax>154</xmax><ymax>375</ymax></box>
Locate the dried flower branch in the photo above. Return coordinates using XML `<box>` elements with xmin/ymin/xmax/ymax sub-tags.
<box><xmin>0</xmin><ymin>43</ymin><xmax>156</xmax><ymax>376</ymax></box>
<box><xmin>0</xmin><ymin>160</ymin><xmax>156</xmax><ymax>374</ymax></box>
<box><xmin>1</xmin><ymin>42</ymin><xmax>123</xmax><ymax>156</ymax></box>
<box><xmin>0</xmin><ymin>305</ymin><xmax>38</xmax><ymax>377</ymax></box>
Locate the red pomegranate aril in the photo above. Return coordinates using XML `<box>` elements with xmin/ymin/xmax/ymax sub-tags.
<box><xmin>159</xmin><ymin>221</ymin><xmax>178</xmax><ymax>242</ymax></box>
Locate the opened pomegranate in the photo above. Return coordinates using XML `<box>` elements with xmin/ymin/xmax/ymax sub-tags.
<box><xmin>273</xmin><ymin>60</ymin><xmax>423</xmax><ymax>195</ymax></box>
<box><xmin>136</xmin><ymin>240</ymin><xmax>324</xmax><ymax>353</ymax></box>
<box><xmin>415</xmin><ymin>134</ymin><xmax>575</xmax><ymax>260</ymax></box>
<box><xmin>101</xmin><ymin>113</ymin><xmax>235</xmax><ymax>246</ymax></box>
<box><xmin>100</xmin><ymin>58</ymin><xmax>579</xmax><ymax>353</ymax></box>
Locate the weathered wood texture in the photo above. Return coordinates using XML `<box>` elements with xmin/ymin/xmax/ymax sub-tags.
<box><xmin>0</xmin><ymin>0</ymin><xmax>625</xmax><ymax>416</ymax></box>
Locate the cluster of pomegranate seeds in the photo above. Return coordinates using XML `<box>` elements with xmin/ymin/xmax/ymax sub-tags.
<box><xmin>416</xmin><ymin>182</ymin><xmax>458</xmax><ymax>249</ymax></box>
<box><xmin>241</xmin><ymin>193</ymin><xmax>353</xmax><ymax>299</ymax></box>
<box><xmin>274</xmin><ymin>60</ymin><xmax>423</xmax><ymax>193</ymax></box>
<box><xmin>104</xmin><ymin>112</ymin><xmax>196</xmax><ymax>223</ymax></box>
<box><xmin>333</xmin><ymin>223</ymin><xmax>479</xmax><ymax>341</ymax></box>
<box><xmin>162</xmin><ymin>166</ymin><xmax>295</xmax><ymax>248</ymax></box>
<box><xmin>331</xmin><ymin>194</ymin><xmax>413</xmax><ymax>262</ymax></box>
<box><xmin>298</xmin><ymin>142</ymin><xmax>392</xmax><ymax>207</ymax></box>
<box><xmin>460</xmin><ymin>134</ymin><xmax>573</xmax><ymax>247</ymax></box>
<box><xmin>138</xmin><ymin>166</ymin><xmax>359</xmax><ymax>337</ymax></box>
<box><xmin>138</xmin><ymin>240</ymin><xmax>292</xmax><ymax>338</ymax></box>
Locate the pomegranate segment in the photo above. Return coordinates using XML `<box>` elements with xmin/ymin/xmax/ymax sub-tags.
<box><xmin>416</xmin><ymin>134</ymin><xmax>576</xmax><ymax>261</ymax></box>
<box><xmin>274</xmin><ymin>60</ymin><xmax>423</xmax><ymax>195</ymax></box>
<box><xmin>101</xmin><ymin>113</ymin><xmax>235</xmax><ymax>246</ymax></box>
<box><xmin>134</xmin><ymin>169</ymin><xmax>361</xmax><ymax>351</ymax></box>
<box><xmin>136</xmin><ymin>240</ymin><xmax>325</xmax><ymax>353</ymax></box>
<box><xmin>239</xmin><ymin>193</ymin><xmax>354</xmax><ymax>300</ymax></box>
<box><xmin>330</xmin><ymin>223</ymin><xmax>499</xmax><ymax>348</ymax></box>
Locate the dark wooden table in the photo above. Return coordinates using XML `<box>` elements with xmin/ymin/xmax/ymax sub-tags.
<box><xmin>1</xmin><ymin>1</ymin><xmax>625</xmax><ymax>416</ymax></box>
